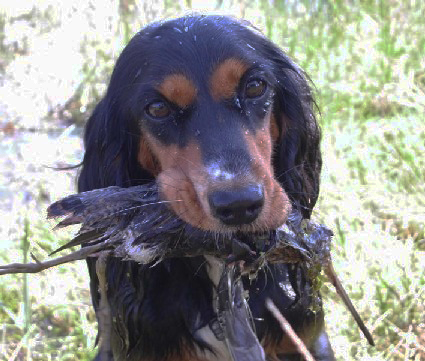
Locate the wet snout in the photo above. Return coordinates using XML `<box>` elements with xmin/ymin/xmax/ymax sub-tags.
<box><xmin>208</xmin><ymin>184</ymin><xmax>264</xmax><ymax>225</ymax></box>
<box><xmin>202</xmin><ymin>142</ymin><xmax>264</xmax><ymax>227</ymax></box>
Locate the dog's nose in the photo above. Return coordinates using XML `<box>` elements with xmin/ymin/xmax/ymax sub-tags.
<box><xmin>208</xmin><ymin>185</ymin><xmax>264</xmax><ymax>225</ymax></box>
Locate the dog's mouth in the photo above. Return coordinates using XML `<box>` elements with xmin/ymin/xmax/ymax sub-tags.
<box><xmin>157</xmin><ymin>160</ymin><xmax>291</xmax><ymax>234</ymax></box>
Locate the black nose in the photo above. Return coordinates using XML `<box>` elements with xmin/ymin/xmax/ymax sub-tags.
<box><xmin>208</xmin><ymin>185</ymin><xmax>264</xmax><ymax>226</ymax></box>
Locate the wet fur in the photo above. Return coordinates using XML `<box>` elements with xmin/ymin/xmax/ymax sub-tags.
<box><xmin>78</xmin><ymin>15</ymin><xmax>334</xmax><ymax>361</ymax></box>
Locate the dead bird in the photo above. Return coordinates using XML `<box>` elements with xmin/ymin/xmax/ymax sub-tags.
<box><xmin>47</xmin><ymin>182</ymin><xmax>374</xmax><ymax>360</ymax></box>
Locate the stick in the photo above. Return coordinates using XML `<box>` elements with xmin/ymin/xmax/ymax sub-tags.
<box><xmin>265</xmin><ymin>298</ymin><xmax>316</xmax><ymax>361</ymax></box>
<box><xmin>324</xmin><ymin>262</ymin><xmax>375</xmax><ymax>346</ymax></box>
<box><xmin>0</xmin><ymin>243</ymin><xmax>106</xmax><ymax>275</ymax></box>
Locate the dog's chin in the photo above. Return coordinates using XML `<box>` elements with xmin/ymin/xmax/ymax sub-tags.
<box><xmin>179</xmin><ymin>210</ymin><xmax>289</xmax><ymax>237</ymax></box>
<box><xmin>222</xmin><ymin>219</ymin><xmax>287</xmax><ymax>235</ymax></box>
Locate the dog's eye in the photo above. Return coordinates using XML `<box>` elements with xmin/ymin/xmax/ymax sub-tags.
<box><xmin>245</xmin><ymin>79</ymin><xmax>267</xmax><ymax>98</ymax></box>
<box><xmin>146</xmin><ymin>101</ymin><xmax>171</xmax><ymax>119</ymax></box>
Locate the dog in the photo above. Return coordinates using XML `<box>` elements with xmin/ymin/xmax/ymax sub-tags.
<box><xmin>78</xmin><ymin>15</ymin><xmax>335</xmax><ymax>361</ymax></box>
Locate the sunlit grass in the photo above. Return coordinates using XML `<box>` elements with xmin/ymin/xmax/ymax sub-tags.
<box><xmin>316</xmin><ymin>114</ymin><xmax>425</xmax><ymax>360</ymax></box>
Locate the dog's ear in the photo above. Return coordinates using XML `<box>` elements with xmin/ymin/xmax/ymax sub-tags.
<box><xmin>78</xmin><ymin>86</ymin><xmax>155</xmax><ymax>193</ymax></box>
<box><xmin>78</xmin><ymin>97</ymin><xmax>152</xmax><ymax>193</ymax></box>
<box><xmin>78</xmin><ymin>35</ymin><xmax>156</xmax><ymax>193</ymax></box>
<box><xmin>268</xmin><ymin>48</ymin><xmax>322</xmax><ymax>219</ymax></box>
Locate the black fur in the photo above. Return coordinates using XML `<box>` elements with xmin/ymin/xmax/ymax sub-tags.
<box><xmin>79</xmin><ymin>15</ymin><xmax>333</xmax><ymax>361</ymax></box>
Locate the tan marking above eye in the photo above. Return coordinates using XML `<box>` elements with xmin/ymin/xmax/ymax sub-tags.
<box><xmin>210</xmin><ymin>58</ymin><xmax>248</xmax><ymax>100</ymax></box>
<box><xmin>156</xmin><ymin>74</ymin><xmax>197</xmax><ymax>108</ymax></box>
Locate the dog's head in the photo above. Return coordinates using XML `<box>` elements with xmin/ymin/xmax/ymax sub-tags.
<box><xmin>78</xmin><ymin>15</ymin><xmax>321</xmax><ymax>233</ymax></box>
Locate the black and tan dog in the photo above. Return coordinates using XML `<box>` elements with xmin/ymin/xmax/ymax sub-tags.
<box><xmin>78</xmin><ymin>15</ymin><xmax>334</xmax><ymax>361</ymax></box>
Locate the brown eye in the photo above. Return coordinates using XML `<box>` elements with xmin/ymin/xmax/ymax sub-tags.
<box><xmin>245</xmin><ymin>79</ymin><xmax>267</xmax><ymax>98</ymax></box>
<box><xmin>146</xmin><ymin>101</ymin><xmax>171</xmax><ymax>118</ymax></box>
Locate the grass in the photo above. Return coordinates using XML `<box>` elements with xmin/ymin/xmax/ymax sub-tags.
<box><xmin>0</xmin><ymin>0</ymin><xmax>424</xmax><ymax>360</ymax></box>
<box><xmin>317</xmin><ymin>114</ymin><xmax>425</xmax><ymax>360</ymax></box>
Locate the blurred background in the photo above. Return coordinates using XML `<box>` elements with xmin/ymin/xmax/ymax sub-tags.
<box><xmin>0</xmin><ymin>0</ymin><xmax>424</xmax><ymax>360</ymax></box>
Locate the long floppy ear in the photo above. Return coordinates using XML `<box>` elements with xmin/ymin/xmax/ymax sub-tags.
<box><xmin>77</xmin><ymin>96</ymin><xmax>153</xmax><ymax>193</ymax></box>
<box><xmin>77</xmin><ymin>37</ymin><xmax>156</xmax><ymax>318</ymax></box>
<box><xmin>78</xmin><ymin>41</ymin><xmax>155</xmax><ymax>193</ymax></box>
<box><xmin>268</xmin><ymin>48</ymin><xmax>322</xmax><ymax>219</ymax></box>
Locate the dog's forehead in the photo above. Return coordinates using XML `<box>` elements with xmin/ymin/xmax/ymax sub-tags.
<box><xmin>128</xmin><ymin>16</ymin><xmax>274</xmax><ymax>149</ymax></box>
<box><xmin>139</xmin><ymin>16</ymin><xmax>262</xmax><ymax>80</ymax></box>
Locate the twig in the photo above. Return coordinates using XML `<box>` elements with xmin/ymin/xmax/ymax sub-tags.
<box><xmin>265</xmin><ymin>298</ymin><xmax>316</xmax><ymax>361</ymax></box>
<box><xmin>324</xmin><ymin>262</ymin><xmax>375</xmax><ymax>346</ymax></box>
<box><xmin>0</xmin><ymin>243</ymin><xmax>106</xmax><ymax>275</ymax></box>
<box><xmin>30</xmin><ymin>253</ymin><xmax>42</xmax><ymax>265</ymax></box>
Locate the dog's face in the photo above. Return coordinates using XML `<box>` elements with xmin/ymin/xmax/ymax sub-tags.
<box><xmin>80</xmin><ymin>15</ymin><xmax>321</xmax><ymax>233</ymax></box>
<box><xmin>130</xmin><ymin>16</ymin><xmax>291</xmax><ymax>233</ymax></box>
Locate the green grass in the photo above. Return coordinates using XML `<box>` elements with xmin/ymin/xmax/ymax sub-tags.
<box><xmin>0</xmin><ymin>1</ymin><xmax>424</xmax><ymax>360</ymax></box>
<box><xmin>317</xmin><ymin>114</ymin><xmax>425</xmax><ymax>360</ymax></box>
<box><xmin>0</xmin><ymin>219</ymin><xmax>97</xmax><ymax>360</ymax></box>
